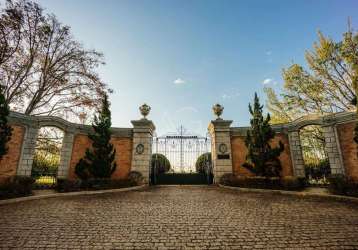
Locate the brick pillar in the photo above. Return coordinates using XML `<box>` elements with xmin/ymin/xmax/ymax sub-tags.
<box><xmin>131</xmin><ymin>119</ymin><xmax>155</xmax><ymax>184</ymax></box>
<box><xmin>57</xmin><ymin>131</ymin><xmax>75</xmax><ymax>179</ymax></box>
<box><xmin>323</xmin><ymin>125</ymin><xmax>345</xmax><ymax>175</ymax></box>
<box><xmin>288</xmin><ymin>130</ymin><xmax>305</xmax><ymax>177</ymax></box>
<box><xmin>208</xmin><ymin>119</ymin><xmax>233</xmax><ymax>183</ymax></box>
<box><xmin>17</xmin><ymin>125</ymin><xmax>39</xmax><ymax>176</ymax></box>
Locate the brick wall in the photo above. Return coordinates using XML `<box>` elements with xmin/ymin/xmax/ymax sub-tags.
<box><xmin>0</xmin><ymin>125</ymin><xmax>25</xmax><ymax>182</ymax></box>
<box><xmin>337</xmin><ymin>122</ymin><xmax>358</xmax><ymax>181</ymax></box>
<box><xmin>231</xmin><ymin>133</ymin><xmax>293</xmax><ymax>177</ymax></box>
<box><xmin>231</xmin><ymin>136</ymin><xmax>252</xmax><ymax>176</ymax></box>
<box><xmin>111</xmin><ymin>137</ymin><xmax>133</xmax><ymax>179</ymax></box>
<box><xmin>68</xmin><ymin>134</ymin><xmax>133</xmax><ymax>180</ymax></box>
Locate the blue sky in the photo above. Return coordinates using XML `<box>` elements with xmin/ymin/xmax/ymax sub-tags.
<box><xmin>34</xmin><ymin>0</ymin><xmax>357</xmax><ymax>135</ymax></box>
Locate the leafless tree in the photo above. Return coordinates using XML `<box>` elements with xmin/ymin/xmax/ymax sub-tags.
<box><xmin>0</xmin><ymin>0</ymin><xmax>110</xmax><ymax>122</ymax></box>
<box><xmin>0</xmin><ymin>0</ymin><xmax>22</xmax><ymax>66</ymax></box>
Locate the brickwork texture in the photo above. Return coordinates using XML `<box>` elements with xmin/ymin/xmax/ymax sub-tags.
<box><xmin>0</xmin><ymin>111</ymin><xmax>357</xmax><ymax>182</ymax></box>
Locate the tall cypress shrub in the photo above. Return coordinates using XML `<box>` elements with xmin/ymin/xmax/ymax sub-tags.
<box><xmin>0</xmin><ymin>86</ymin><xmax>12</xmax><ymax>161</ymax></box>
<box><xmin>75</xmin><ymin>94</ymin><xmax>116</xmax><ymax>179</ymax></box>
<box><xmin>352</xmin><ymin>96</ymin><xmax>358</xmax><ymax>144</ymax></box>
<box><xmin>243</xmin><ymin>93</ymin><xmax>284</xmax><ymax>177</ymax></box>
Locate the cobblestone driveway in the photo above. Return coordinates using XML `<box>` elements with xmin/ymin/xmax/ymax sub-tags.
<box><xmin>1</xmin><ymin>186</ymin><xmax>358</xmax><ymax>249</ymax></box>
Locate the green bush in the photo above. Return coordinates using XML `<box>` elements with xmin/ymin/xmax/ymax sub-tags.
<box><xmin>55</xmin><ymin>179</ymin><xmax>82</xmax><ymax>192</ymax></box>
<box><xmin>304</xmin><ymin>159</ymin><xmax>330</xmax><ymax>180</ymax></box>
<box><xmin>218</xmin><ymin>173</ymin><xmax>237</xmax><ymax>186</ymax></box>
<box><xmin>0</xmin><ymin>176</ymin><xmax>34</xmax><ymax>199</ymax></box>
<box><xmin>151</xmin><ymin>153</ymin><xmax>171</xmax><ymax>174</ymax></box>
<box><xmin>219</xmin><ymin>174</ymin><xmax>306</xmax><ymax>191</ymax></box>
<box><xmin>281</xmin><ymin>176</ymin><xmax>307</xmax><ymax>191</ymax></box>
<box><xmin>328</xmin><ymin>174</ymin><xmax>358</xmax><ymax>197</ymax></box>
<box><xmin>128</xmin><ymin>171</ymin><xmax>144</xmax><ymax>186</ymax></box>
<box><xmin>55</xmin><ymin>177</ymin><xmax>138</xmax><ymax>193</ymax></box>
<box><xmin>85</xmin><ymin>178</ymin><xmax>136</xmax><ymax>190</ymax></box>
<box><xmin>195</xmin><ymin>152</ymin><xmax>212</xmax><ymax>174</ymax></box>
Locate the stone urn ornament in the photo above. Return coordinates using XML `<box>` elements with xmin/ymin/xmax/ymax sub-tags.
<box><xmin>212</xmin><ymin>103</ymin><xmax>224</xmax><ymax>119</ymax></box>
<box><xmin>139</xmin><ymin>103</ymin><xmax>151</xmax><ymax>119</ymax></box>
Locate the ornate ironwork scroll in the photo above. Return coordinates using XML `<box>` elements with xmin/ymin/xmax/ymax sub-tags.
<box><xmin>152</xmin><ymin>126</ymin><xmax>211</xmax><ymax>173</ymax></box>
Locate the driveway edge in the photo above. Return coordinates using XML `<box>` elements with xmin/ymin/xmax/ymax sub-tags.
<box><xmin>0</xmin><ymin>185</ymin><xmax>148</xmax><ymax>205</ymax></box>
<box><xmin>219</xmin><ymin>184</ymin><xmax>358</xmax><ymax>204</ymax></box>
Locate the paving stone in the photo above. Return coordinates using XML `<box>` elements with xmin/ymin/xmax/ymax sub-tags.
<box><xmin>0</xmin><ymin>186</ymin><xmax>358</xmax><ymax>249</ymax></box>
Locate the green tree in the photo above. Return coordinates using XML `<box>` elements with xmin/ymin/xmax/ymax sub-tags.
<box><xmin>243</xmin><ymin>93</ymin><xmax>284</xmax><ymax>177</ymax></box>
<box><xmin>265</xmin><ymin>29</ymin><xmax>356</xmax><ymax>124</ymax></box>
<box><xmin>75</xmin><ymin>94</ymin><xmax>116</xmax><ymax>179</ymax></box>
<box><xmin>340</xmin><ymin>27</ymin><xmax>358</xmax><ymax>143</ymax></box>
<box><xmin>0</xmin><ymin>86</ymin><xmax>12</xmax><ymax>160</ymax></box>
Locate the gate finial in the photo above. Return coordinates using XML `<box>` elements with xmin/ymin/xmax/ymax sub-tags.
<box><xmin>139</xmin><ymin>103</ymin><xmax>151</xmax><ymax>119</ymax></box>
<box><xmin>212</xmin><ymin>103</ymin><xmax>224</xmax><ymax>119</ymax></box>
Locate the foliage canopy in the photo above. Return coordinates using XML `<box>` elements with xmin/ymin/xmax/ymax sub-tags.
<box><xmin>265</xmin><ymin>27</ymin><xmax>358</xmax><ymax>145</ymax></box>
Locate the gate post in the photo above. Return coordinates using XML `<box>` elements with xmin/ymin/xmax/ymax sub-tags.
<box><xmin>322</xmin><ymin>125</ymin><xmax>345</xmax><ymax>175</ymax></box>
<box><xmin>287</xmin><ymin>130</ymin><xmax>305</xmax><ymax>177</ymax></box>
<box><xmin>208</xmin><ymin>118</ymin><xmax>233</xmax><ymax>184</ymax></box>
<box><xmin>131</xmin><ymin>117</ymin><xmax>155</xmax><ymax>184</ymax></box>
<box><xmin>17</xmin><ymin>124</ymin><xmax>39</xmax><ymax>176</ymax></box>
<box><xmin>57</xmin><ymin>130</ymin><xmax>75</xmax><ymax>179</ymax></box>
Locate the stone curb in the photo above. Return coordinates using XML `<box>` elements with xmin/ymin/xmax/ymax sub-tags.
<box><xmin>154</xmin><ymin>185</ymin><xmax>211</xmax><ymax>187</ymax></box>
<box><xmin>219</xmin><ymin>184</ymin><xmax>358</xmax><ymax>204</ymax></box>
<box><xmin>0</xmin><ymin>185</ymin><xmax>148</xmax><ymax>205</ymax></box>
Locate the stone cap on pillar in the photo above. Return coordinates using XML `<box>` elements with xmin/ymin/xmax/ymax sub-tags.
<box><xmin>208</xmin><ymin>119</ymin><xmax>233</xmax><ymax>134</ymax></box>
<box><xmin>131</xmin><ymin>119</ymin><xmax>155</xmax><ymax>134</ymax></box>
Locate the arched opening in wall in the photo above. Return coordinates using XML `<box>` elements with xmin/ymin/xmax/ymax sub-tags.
<box><xmin>299</xmin><ymin>125</ymin><xmax>330</xmax><ymax>186</ymax></box>
<box><xmin>31</xmin><ymin>127</ymin><xmax>64</xmax><ymax>189</ymax></box>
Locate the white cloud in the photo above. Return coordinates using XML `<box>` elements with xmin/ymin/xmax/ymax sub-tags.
<box><xmin>222</xmin><ymin>94</ymin><xmax>230</xmax><ymax>100</ymax></box>
<box><xmin>174</xmin><ymin>78</ymin><xmax>186</xmax><ymax>85</ymax></box>
<box><xmin>176</xmin><ymin>106</ymin><xmax>198</xmax><ymax>113</ymax></box>
<box><xmin>222</xmin><ymin>92</ymin><xmax>240</xmax><ymax>100</ymax></box>
<box><xmin>262</xmin><ymin>78</ymin><xmax>277</xmax><ymax>85</ymax></box>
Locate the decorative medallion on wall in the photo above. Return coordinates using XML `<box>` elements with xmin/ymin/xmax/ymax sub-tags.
<box><xmin>136</xmin><ymin>144</ymin><xmax>145</xmax><ymax>154</ymax></box>
<box><xmin>218</xmin><ymin>143</ymin><xmax>228</xmax><ymax>154</ymax></box>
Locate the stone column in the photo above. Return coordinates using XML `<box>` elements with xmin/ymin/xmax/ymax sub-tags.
<box><xmin>208</xmin><ymin>119</ymin><xmax>233</xmax><ymax>183</ymax></box>
<box><xmin>17</xmin><ymin>125</ymin><xmax>39</xmax><ymax>176</ymax></box>
<box><xmin>131</xmin><ymin>119</ymin><xmax>155</xmax><ymax>184</ymax></box>
<box><xmin>322</xmin><ymin>125</ymin><xmax>345</xmax><ymax>175</ymax></box>
<box><xmin>288</xmin><ymin>131</ymin><xmax>305</xmax><ymax>177</ymax></box>
<box><xmin>57</xmin><ymin>131</ymin><xmax>75</xmax><ymax>179</ymax></box>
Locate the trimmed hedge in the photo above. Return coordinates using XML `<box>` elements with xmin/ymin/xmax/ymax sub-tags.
<box><xmin>195</xmin><ymin>152</ymin><xmax>211</xmax><ymax>174</ymax></box>
<box><xmin>0</xmin><ymin>176</ymin><xmax>34</xmax><ymax>199</ymax></box>
<box><xmin>328</xmin><ymin>174</ymin><xmax>358</xmax><ymax>197</ymax></box>
<box><xmin>56</xmin><ymin>171</ymin><xmax>143</xmax><ymax>193</ymax></box>
<box><xmin>55</xmin><ymin>178</ymin><xmax>138</xmax><ymax>192</ymax></box>
<box><xmin>219</xmin><ymin>173</ymin><xmax>307</xmax><ymax>191</ymax></box>
<box><xmin>151</xmin><ymin>153</ymin><xmax>171</xmax><ymax>174</ymax></box>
